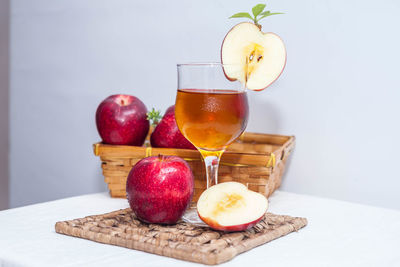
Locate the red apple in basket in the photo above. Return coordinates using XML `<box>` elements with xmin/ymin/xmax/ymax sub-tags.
<box><xmin>126</xmin><ymin>155</ymin><xmax>194</xmax><ymax>224</ymax></box>
<box><xmin>197</xmin><ymin>182</ymin><xmax>268</xmax><ymax>231</ymax></box>
<box><xmin>148</xmin><ymin>105</ymin><xmax>196</xmax><ymax>150</ymax></box>
<box><xmin>96</xmin><ymin>94</ymin><xmax>149</xmax><ymax>146</ymax></box>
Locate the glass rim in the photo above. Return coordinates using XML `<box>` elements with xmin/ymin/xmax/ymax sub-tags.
<box><xmin>177</xmin><ymin>62</ymin><xmax>241</xmax><ymax>67</ymax></box>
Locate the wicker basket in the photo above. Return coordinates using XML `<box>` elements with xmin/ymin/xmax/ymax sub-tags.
<box><xmin>93</xmin><ymin>132</ymin><xmax>295</xmax><ymax>202</ymax></box>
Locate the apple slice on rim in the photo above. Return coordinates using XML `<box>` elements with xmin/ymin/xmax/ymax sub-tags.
<box><xmin>197</xmin><ymin>182</ymin><xmax>268</xmax><ymax>231</ymax></box>
<box><xmin>221</xmin><ymin>22</ymin><xmax>286</xmax><ymax>91</ymax></box>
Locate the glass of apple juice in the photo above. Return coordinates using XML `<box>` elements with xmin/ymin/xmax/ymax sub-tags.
<box><xmin>175</xmin><ymin>63</ymin><xmax>249</xmax><ymax>224</ymax></box>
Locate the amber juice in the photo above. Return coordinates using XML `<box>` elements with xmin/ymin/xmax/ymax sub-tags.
<box><xmin>175</xmin><ymin>89</ymin><xmax>249</xmax><ymax>151</ymax></box>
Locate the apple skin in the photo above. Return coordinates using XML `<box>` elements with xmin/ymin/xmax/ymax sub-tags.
<box><xmin>198</xmin><ymin>213</ymin><xmax>264</xmax><ymax>232</ymax></box>
<box><xmin>220</xmin><ymin>22</ymin><xmax>287</xmax><ymax>91</ymax></box>
<box><xmin>126</xmin><ymin>155</ymin><xmax>194</xmax><ymax>224</ymax></box>
<box><xmin>96</xmin><ymin>94</ymin><xmax>149</xmax><ymax>146</ymax></box>
<box><xmin>150</xmin><ymin>105</ymin><xmax>196</xmax><ymax>150</ymax></box>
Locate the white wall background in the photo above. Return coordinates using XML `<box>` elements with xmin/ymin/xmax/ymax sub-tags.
<box><xmin>10</xmin><ymin>0</ymin><xmax>400</xmax><ymax>209</ymax></box>
<box><xmin>0</xmin><ymin>0</ymin><xmax>9</xmax><ymax>210</ymax></box>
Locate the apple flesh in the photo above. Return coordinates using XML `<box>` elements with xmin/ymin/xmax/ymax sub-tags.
<box><xmin>150</xmin><ymin>105</ymin><xmax>196</xmax><ymax>150</ymax></box>
<box><xmin>126</xmin><ymin>155</ymin><xmax>194</xmax><ymax>224</ymax></box>
<box><xmin>197</xmin><ymin>182</ymin><xmax>268</xmax><ymax>231</ymax></box>
<box><xmin>221</xmin><ymin>22</ymin><xmax>286</xmax><ymax>91</ymax></box>
<box><xmin>96</xmin><ymin>94</ymin><xmax>149</xmax><ymax>146</ymax></box>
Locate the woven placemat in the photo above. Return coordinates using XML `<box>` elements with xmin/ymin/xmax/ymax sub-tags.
<box><xmin>55</xmin><ymin>208</ymin><xmax>307</xmax><ymax>265</ymax></box>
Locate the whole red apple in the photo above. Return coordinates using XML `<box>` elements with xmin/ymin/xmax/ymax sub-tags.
<box><xmin>96</xmin><ymin>94</ymin><xmax>149</xmax><ymax>146</ymax></box>
<box><xmin>150</xmin><ymin>105</ymin><xmax>196</xmax><ymax>150</ymax></box>
<box><xmin>126</xmin><ymin>155</ymin><xmax>194</xmax><ymax>224</ymax></box>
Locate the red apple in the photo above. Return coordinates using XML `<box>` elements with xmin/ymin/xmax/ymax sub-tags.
<box><xmin>96</xmin><ymin>94</ymin><xmax>149</xmax><ymax>146</ymax></box>
<box><xmin>197</xmin><ymin>182</ymin><xmax>268</xmax><ymax>231</ymax></box>
<box><xmin>150</xmin><ymin>105</ymin><xmax>196</xmax><ymax>150</ymax></box>
<box><xmin>126</xmin><ymin>155</ymin><xmax>194</xmax><ymax>224</ymax></box>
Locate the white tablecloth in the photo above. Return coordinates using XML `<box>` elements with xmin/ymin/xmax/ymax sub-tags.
<box><xmin>0</xmin><ymin>191</ymin><xmax>399</xmax><ymax>267</ymax></box>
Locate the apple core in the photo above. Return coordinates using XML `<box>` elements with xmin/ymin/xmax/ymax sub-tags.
<box><xmin>212</xmin><ymin>193</ymin><xmax>245</xmax><ymax>216</ymax></box>
<box><xmin>244</xmin><ymin>42</ymin><xmax>265</xmax><ymax>80</ymax></box>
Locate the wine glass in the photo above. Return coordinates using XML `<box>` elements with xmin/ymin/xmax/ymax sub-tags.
<box><xmin>175</xmin><ymin>63</ymin><xmax>249</xmax><ymax>224</ymax></box>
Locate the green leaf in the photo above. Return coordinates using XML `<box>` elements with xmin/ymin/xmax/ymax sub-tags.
<box><xmin>146</xmin><ymin>108</ymin><xmax>162</xmax><ymax>126</ymax></box>
<box><xmin>229</xmin><ymin>12</ymin><xmax>253</xmax><ymax>20</ymax></box>
<box><xmin>252</xmin><ymin>4</ymin><xmax>266</xmax><ymax>17</ymax></box>
<box><xmin>260</xmin><ymin>10</ymin><xmax>270</xmax><ymax>16</ymax></box>
<box><xmin>258</xmin><ymin>12</ymin><xmax>284</xmax><ymax>20</ymax></box>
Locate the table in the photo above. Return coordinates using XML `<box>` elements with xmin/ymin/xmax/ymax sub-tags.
<box><xmin>1</xmin><ymin>191</ymin><xmax>399</xmax><ymax>267</ymax></box>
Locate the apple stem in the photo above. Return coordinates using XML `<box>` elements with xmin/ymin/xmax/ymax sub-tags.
<box><xmin>228</xmin><ymin>4</ymin><xmax>284</xmax><ymax>30</ymax></box>
<box><xmin>147</xmin><ymin>108</ymin><xmax>162</xmax><ymax>127</ymax></box>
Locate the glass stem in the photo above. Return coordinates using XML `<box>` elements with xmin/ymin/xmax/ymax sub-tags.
<box><xmin>199</xmin><ymin>150</ymin><xmax>223</xmax><ymax>188</ymax></box>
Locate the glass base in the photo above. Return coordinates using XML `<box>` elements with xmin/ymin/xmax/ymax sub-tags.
<box><xmin>182</xmin><ymin>207</ymin><xmax>209</xmax><ymax>227</ymax></box>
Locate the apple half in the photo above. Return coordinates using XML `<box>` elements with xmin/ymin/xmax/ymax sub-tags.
<box><xmin>197</xmin><ymin>182</ymin><xmax>268</xmax><ymax>231</ymax></box>
<box><xmin>221</xmin><ymin>22</ymin><xmax>286</xmax><ymax>91</ymax></box>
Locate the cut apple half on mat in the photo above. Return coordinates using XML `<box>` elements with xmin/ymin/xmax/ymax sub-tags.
<box><xmin>221</xmin><ymin>22</ymin><xmax>286</xmax><ymax>91</ymax></box>
<box><xmin>197</xmin><ymin>182</ymin><xmax>268</xmax><ymax>231</ymax></box>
